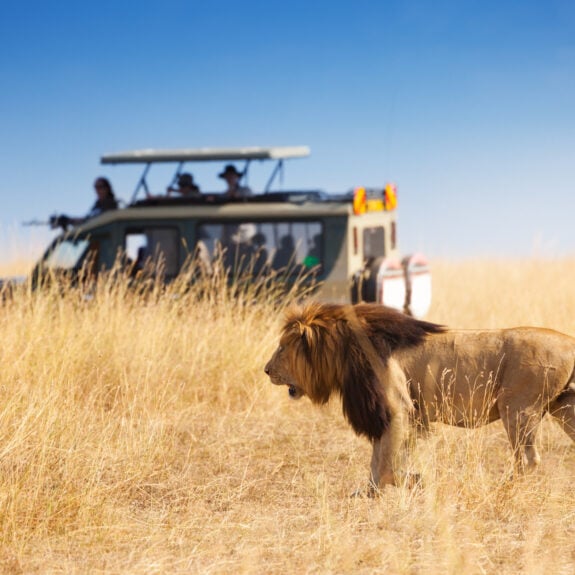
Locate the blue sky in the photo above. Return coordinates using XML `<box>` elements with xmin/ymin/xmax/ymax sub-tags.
<box><xmin>1</xmin><ymin>0</ymin><xmax>574</xmax><ymax>263</ymax></box>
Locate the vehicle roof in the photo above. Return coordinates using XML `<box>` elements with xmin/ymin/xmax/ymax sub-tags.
<box><xmin>100</xmin><ymin>146</ymin><xmax>310</xmax><ymax>165</ymax></box>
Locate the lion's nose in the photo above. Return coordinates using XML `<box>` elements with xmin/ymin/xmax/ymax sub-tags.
<box><xmin>264</xmin><ymin>363</ymin><xmax>270</xmax><ymax>375</ymax></box>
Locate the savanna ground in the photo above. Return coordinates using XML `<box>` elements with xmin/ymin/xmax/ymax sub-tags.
<box><xmin>0</xmin><ymin>257</ymin><xmax>575</xmax><ymax>574</ymax></box>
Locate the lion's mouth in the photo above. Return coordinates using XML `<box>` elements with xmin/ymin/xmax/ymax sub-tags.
<box><xmin>288</xmin><ymin>384</ymin><xmax>304</xmax><ymax>400</ymax></box>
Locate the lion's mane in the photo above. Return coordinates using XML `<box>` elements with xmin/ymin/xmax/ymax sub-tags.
<box><xmin>279</xmin><ymin>302</ymin><xmax>445</xmax><ymax>440</ymax></box>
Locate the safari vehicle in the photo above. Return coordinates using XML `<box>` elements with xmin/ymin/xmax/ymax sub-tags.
<box><xmin>29</xmin><ymin>146</ymin><xmax>431</xmax><ymax>316</ymax></box>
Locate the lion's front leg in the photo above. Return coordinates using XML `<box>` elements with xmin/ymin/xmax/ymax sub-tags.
<box><xmin>369</xmin><ymin>433</ymin><xmax>397</xmax><ymax>490</ymax></box>
<box><xmin>368</xmin><ymin>412</ymin><xmax>414</xmax><ymax>493</ymax></box>
<box><xmin>366</xmin><ymin>358</ymin><xmax>416</xmax><ymax>493</ymax></box>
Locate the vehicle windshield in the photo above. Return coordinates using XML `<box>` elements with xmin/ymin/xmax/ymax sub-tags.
<box><xmin>42</xmin><ymin>238</ymin><xmax>90</xmax><ymax>270</ymax></box>
<box><xmin>197</xmin><ymin>220</ymin><xmax>323</xmax><ymax>275</ymax></box>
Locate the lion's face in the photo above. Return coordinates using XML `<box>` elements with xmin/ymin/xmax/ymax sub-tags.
<box><xmin>264</xmin><ymin>343</ymin><xmax>306</xmax><ymax>400</ymax></box>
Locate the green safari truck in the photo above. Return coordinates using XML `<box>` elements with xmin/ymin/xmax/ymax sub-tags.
<box><xmin>30</xmin><ymin>146</ymin><xmax>432</xmax><ymax>317</ymax></box>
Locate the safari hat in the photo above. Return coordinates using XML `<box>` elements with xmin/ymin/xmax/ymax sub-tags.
<box><xmin>177</xmin><ymin>173</ymin><xmax>195</xmax><ymax>187</ymax></box>
<box><xmin>218</xmin><ymin>164</ymin><xmax>243</xmax><ymax>179</ymax></box>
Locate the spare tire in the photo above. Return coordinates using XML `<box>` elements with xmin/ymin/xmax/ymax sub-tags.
<box><xmin>402</xmin><ymin>253</ymin><xmax>432</xmax><ymax>318</ymax></box>
<box><xmin>350</xmin><ymin>257</ymin><xmax>406</xmax><ymax>312</ymax></box>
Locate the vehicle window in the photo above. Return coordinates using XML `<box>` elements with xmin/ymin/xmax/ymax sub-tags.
<box><xmin>43</xmin><ymin>238</ymin><xmax>90</xmax><ymax>270</ymax></box>
<box><xmin>125</xmin><ymin>227</ymin><xmax>180</xmax><ymax>277</ymax></box>
<box><xmin>363</xmin><ymin>227</ymin><xmax>385</xmax><ymax>260</ymax></box>
<box><xmin>197</xmin><ymin>221</ymin><xmax>323</xmax><ymax>275</ymax></box>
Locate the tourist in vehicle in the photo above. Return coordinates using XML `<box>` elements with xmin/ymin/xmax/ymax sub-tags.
<box><xmin>88</xmin><ymin>177</ymin><xmax>118</xmax><ymax>216</ymax></box>
<box><xmin>50</xmin><ymin>177</ymin><xmax>118</xmax><ymax>230</ymax></box>
<box><xmin>219</xmin><ymin>164</ymin><xmax>252</xmax><ymax>198</ymax></box>
<box><xmin>222</xmin><ymin>223</ymin><xmax>256</xmax><ymax>276</ymax></box>
<box><xmin>251</xmin><ymin>232</ymin><xmax>270</xmax><ymax>276</ymax></box>
<box><xmin>271</xmin><ymin>234</ymin><xmax>296</xmax><ymax>270</ymax></box>
<box><xmin>166</xmin><ymin>173</ymin><xmax>201</xmax><ymax>198</ymax></box>
<box><xmin>303</xmin><ymin>233</ymin><xmax>322</xmax><ymax>268</ymax></box>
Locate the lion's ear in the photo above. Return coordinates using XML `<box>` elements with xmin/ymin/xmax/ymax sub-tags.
<box><xmin>299</xmin><ymin>323</ymin><xmax>316</xmax><ymax>350</ymax></box>
<box><xmin>287</xmin><ymin>320</ymin><xmax>311</xmax><ymax>348</ymax></box>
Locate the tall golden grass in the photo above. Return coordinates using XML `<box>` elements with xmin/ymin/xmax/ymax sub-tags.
<box><xmin>0</xmin><ymin>258</ymin><xmax>574</xmax><ymax>574</ymax></box>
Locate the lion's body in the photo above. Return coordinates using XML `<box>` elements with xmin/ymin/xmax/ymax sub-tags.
<box><xmin>396</xmin><ymin>328</ymin><xmax>575</xmax><ymax>428</ymax></box>
<box><xmin>264</xmin><ymin>302</ymin><xmax>575</xmax><ymax>488</ymax></box>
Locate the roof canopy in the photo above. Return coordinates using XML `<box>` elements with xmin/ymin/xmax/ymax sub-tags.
<box><xmin>101</xmin><ymin>146</ymin><xmax>310</xmax><ymax>165</ymax></box>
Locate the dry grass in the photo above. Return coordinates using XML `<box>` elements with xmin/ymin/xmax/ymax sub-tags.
<box><xmin>0</xmin><ymin>258</ymin><xmax>575</xmax><ymax>574</ymax></box>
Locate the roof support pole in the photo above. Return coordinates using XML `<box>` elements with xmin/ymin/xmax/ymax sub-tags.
<box><xmin>131</xmin><ymin>163</ymin><xmax>152</xmax><ymax>203</ymax></box>
<box><xmin>264</xmin><ymin>159</ymin><xmax>284</xmax><ymax>193</ymax></box>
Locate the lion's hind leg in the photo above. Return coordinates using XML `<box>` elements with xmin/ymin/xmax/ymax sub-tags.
<box><xmin>497</xmin><ymin>395</ymin><xmax>544</xmax><ymax>473</ymax></box>
<box><xmin>498</xmin><ymin>399</ymin><xmax>543</xmax><ymax>472</ymax></box>
<box><xmin>549</xmin><ymin>384</ymin><xmax>575</xmax><ymax>443</ymax></box>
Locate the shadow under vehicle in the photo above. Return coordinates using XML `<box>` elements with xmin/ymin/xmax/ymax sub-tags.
<box><xmin>27</xmin><ymin>146</ymin><xmax>431</xmax><ymax>316</ymax></box>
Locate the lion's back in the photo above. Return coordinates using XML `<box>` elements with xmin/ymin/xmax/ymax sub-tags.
<box><xmin>399</xmin><ymin>327</ymin><xmax>575</xmax><ymax>426</ymax></box>
<box><xmin>408</xmin><ymin>327</ymin><xmax>575</xmax><ymax>376</ymax></box>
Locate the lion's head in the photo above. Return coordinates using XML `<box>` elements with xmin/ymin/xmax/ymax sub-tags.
<box><xmin>265</xmin><ymin>302</ymin><xmax>444</xmax><ymax>440</ymax></box>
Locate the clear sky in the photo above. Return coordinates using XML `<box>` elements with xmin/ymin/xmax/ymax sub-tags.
<box><xmin>1</xmin><ymin>0</ymin><xmax>574</xmax><ymax>264</ymax></box>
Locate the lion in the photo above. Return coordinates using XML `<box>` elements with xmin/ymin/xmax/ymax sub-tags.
<box><xmin>264</xmin><ymin>302</ymin><xmax>575</xmax><ymax>489</ymax></box>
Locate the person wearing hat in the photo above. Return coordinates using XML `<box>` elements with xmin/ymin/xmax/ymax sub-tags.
<box><xmin>218</xmin><ymin>164</ymin><xmax>252</xmax><ymax>198</ymax></box>
<box><xmin>167</xmin><ymin>173</ymin><xmax>201</xmax><ymax>198</ymax></box>
<box><xmin>51</xmin><ymin>177</ymin><xmax>118</xmax><ymax>230</ymax></box>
